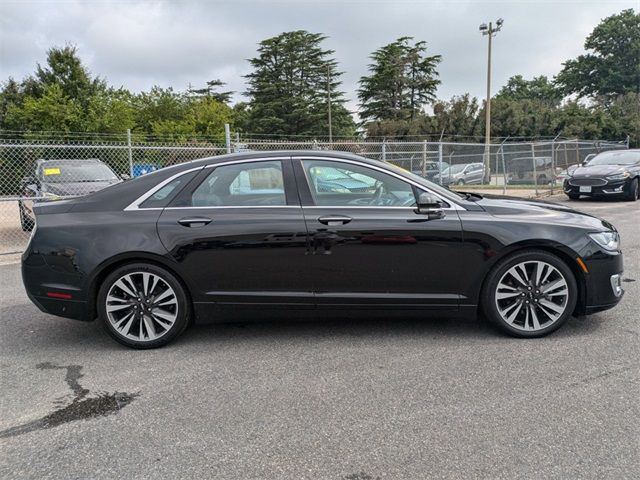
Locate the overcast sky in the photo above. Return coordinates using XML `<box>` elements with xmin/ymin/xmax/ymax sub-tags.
<box><xmin>1</xmin><ymin>0</ymin><xmax>638</xmax><ymax>114</ymax></box>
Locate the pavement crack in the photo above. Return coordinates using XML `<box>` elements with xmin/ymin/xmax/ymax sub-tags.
<box><xmin>0</xmin><ymin>363</ymin><xmax>139</xmax><ymax>439</ymax></box>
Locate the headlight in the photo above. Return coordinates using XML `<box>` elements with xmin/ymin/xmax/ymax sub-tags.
<box><xmin>606</xmin><ymin>172</ymin><xmax>630</xmax><ymax>181</ymax></box>
<box><xmin>589</xmin><ymin>231</ymin><xmax>620</xmax><ymax>252</ymax></box>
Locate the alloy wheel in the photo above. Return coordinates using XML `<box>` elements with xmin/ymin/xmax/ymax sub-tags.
<box><xmin>494</xmin><ymin>260</ymin><xmax>569</xmax><ymax>332</ymax></box>
<box><xmin>105</xmin><ymin>272</ymin><xmax>178</xmax><ymax>342</ymax></box>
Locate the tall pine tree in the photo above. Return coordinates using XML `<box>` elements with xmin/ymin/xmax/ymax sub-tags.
<box><xmin>244</xmin><ymin>30</ymin><xmax>355</xmax><ymax>137</ymax></box>
<box><xmin>358</xmin><ymin>37</ymin><xmax>441</xmax><ymax>126</ymax></box>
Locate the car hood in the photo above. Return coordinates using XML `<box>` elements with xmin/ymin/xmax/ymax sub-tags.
<box><xmin>474</xmin><ymin>194</ymin><xmax>615</xmax><ymax>232</ymax></box>
<box><xmin>571</xmin><ymin>164</ymin><xmax>627</xmax><ymax>177</ymax></box>
<box><xmin>42</xmin><ymin>180</ymin><xmax>120</xmax><ymax>196</ymax></box>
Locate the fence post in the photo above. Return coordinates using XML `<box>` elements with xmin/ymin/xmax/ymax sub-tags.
<box><xmin>224</xmin><ymin>124</ymin><xmax>231</xmax><ymax>154</ymax></box>
<box><xmin>438</xmin><ymin>142</ymin><xmax>443</xmax><ymax>185</ymax></box>
<box><xmin>531</xmin><ymin>143</ymin><xmax>538</xmax><ymax>197</ymax></box>
<box><xmin>126</xmin><ymin>129</ymin><xmax>133</xmax><ymax>177</ymax></box>
<box><xmin>382</xmin><ymin>140</ymin><xmax>386</xmax><ymax>162</ymax></box>
<box><xmin>500</xmin><ymin>145</ymin><xmax>507</xmax><ymax>195</ymax></box>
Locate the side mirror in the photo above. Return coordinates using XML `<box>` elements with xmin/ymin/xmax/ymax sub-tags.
<box><xmin>120</xmin><ymin>173</ymin><xmax>131</xmax><ymax>180</ymax></box>
<box><xmin>415</xmin><ymin>192</ymin><xmax>445</xmax><ymax>219</ymax></box>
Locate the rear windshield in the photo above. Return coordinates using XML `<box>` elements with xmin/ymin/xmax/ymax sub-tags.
<box><xmin>38</xmin><ymin>161</ymin><xmax>118</xmax><ymax>183</ymax></box>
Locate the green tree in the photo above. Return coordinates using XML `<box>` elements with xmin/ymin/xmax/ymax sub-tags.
<box><xmin>134</xmin><ymin>87</ymin><xmax>189</xmax><ymax>135</ymax></box>
<box><xmin>188</xmin><ymin>79</ymin><xmax>234</xmax><ymax>104</ymax></box>
<box><xmin>244</xmin><ymin>30</ymin><xmax>355</xmax><ymax>137</ymax></box>
<box><xmin>598</xmin><ymin>92</ymin><xmax>640</xmax><ymax>146</ymax></box>
<box><xmin>496</xmin><ymin>75</ymin><xmax>562</xmax><ymax>105</ymax></box>
<box><xmin>4</xmin><ymin>83</ymin><xmax>82</xmax><ymax>132</ymax></box>
<box><xmin>26</xmin><ymin>45</ymin><xmax>104</xmax><ymax>109</ymax></box>
<box><xmin>85</xmin><ymin>88</ymin><xmax>136</xmax><ymax>133</ymax></box>
<box><xmin>358</xmin><ymin>37</ymin><xmax>441</xmax><ymax>126</ymax></box>
<box><xmin>430</xmin><ymin>94</ymin><xmax>481</xmax><ymax>139</ymax></box>
<box><xmin>188</xmin><ymin>97</ymin><xmax>234</xmax><ymax>138</ymax></box>
<box><xmin>556</xmin><ymin>9</ymin><xmax>640</xmax><ymax>98</ymax></box>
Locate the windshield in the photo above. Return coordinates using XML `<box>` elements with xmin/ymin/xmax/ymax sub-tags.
<box><xmin>384</xmin><ymin>162</ymin><xmax>467</xmax><ymax>201</ymax></box>
<box><xmin>587</xmin><ymin>151</ymin><xmax>640</xmax><ymax>166</ymax></box>
<box><xmin>38</xmin><ymin>161</ymin><xmax>119</xmax><ymax>183</ymax></box>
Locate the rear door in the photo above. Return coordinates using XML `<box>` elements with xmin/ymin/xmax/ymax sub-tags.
<box><xmin>293</xmin><ymin>156</ymin><xmax>464</xmax><ymax>310</ymax></box>
<box><xmin>156</xmin><ymin>157</ymin><xmax>312</xmax><ymax>307</ymax></box>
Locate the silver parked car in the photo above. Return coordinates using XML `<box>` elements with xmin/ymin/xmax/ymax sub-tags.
<box><xmin>433</xmin><ymin>162</ymin><xmax>486</xmax><ymax>186</ymax></box>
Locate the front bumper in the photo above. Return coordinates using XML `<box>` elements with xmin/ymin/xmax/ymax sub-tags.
<box><xmin>579</xmin><ymin>251</ymin><xmax>624</xmax><ymax>315</ymax></box>
<box><xmin>564</xmin><ymin>178</ymin><xmax>630</xmax><ymax>196</ymax></box>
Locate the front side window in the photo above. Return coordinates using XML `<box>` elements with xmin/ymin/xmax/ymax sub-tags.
<box><xmin>191</xmin><ymin>161</ymin><xmax>286</xmax><ymax>207</ymax></box>
<box><xmin>302</xmin><ymin>159</ymin><xmax>416</xmax><ymax>207</ymax></box>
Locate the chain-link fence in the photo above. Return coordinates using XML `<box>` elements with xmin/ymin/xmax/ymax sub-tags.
<box><xmin>0</xmin><ymin>133</ymin><xmax>628</xmax><ymax>254</ymax></box>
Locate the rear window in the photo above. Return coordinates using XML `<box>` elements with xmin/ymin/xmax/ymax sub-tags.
<box><xmin>140</xmin><ymin>171</ymin><xmax>198</xmax><ymax>208</ymax></box>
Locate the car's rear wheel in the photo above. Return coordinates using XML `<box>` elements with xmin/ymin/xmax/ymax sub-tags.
<box><xmin>481</xmin><ymin>250</ymin><xmax>577</xmax><ymax>338</ymax></box>
<box><xmin>18</xmin><ymin>202</ymin><xmax>34</xmax><ymax>231</ymax></box>
<box><xmin>97</xmin><ymin>263</ymin><xmax>190</xmax><ymax>349</ymax></box>
<box><xmin>456</xmin><ymin>179</ymin><xmax>465</xmax><ymax>185</ymax></box>
<box><xmin>625</xmin><ymin>178</ymin><xmax>638</xmax><ymax>201</ymax></box>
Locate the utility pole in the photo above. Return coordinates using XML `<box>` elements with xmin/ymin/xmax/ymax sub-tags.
<box><xmin>327</xmin><ymin>63</ymin><xmax>333</xmax><ymax>144</ymax></box>
<box><xmin>479</xmin><ymin>18</ymin><xmax>504</xmax><ymax>182</ymax></box>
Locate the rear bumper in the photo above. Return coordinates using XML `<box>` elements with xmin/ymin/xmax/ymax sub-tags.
<box><xmin>21</xmin><ymin>252</ymin><xmax>91</xmax><ymax>322</ymax></box>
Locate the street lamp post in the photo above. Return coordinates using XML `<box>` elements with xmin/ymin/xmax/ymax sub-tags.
<box><xmin>479</xmin><ymin>18</ymin><xmax>504</xmax><ymax>183</ymax></box>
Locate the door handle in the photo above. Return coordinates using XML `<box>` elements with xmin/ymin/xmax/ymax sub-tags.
<box><xmin>318</xmin><ymin>215</ymin><xmax>352</xmax><ymax>226</ymax></box>
<box><xmin>178</xmin><ymin>217</ymin><xmax>212</xmax><ymax>227</ymax></box>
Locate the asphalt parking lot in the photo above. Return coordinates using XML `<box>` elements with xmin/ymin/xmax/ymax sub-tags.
<box><xmin>1</xmin><ymin>196</ymin><xmax>638</xmax><ymax>479</ymax></box>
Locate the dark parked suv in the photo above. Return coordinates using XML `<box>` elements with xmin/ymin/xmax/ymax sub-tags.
<box><xmin>563</xmin><ymin>149</ymin><xmax>640</xmax><ymax>201</ymax></box>
<box><xmin>19</xmin><ymin>158</ymin><xmax>124</xmax><ymax>230</ymax></box>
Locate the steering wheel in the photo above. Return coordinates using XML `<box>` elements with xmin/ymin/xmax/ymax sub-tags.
<box><xmin>369</xmin><ymin>181</ymin><xmax>385</xmax><ymax>205</ymax></box>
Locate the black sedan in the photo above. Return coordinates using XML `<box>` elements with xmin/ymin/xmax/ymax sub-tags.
<box><xmin>563</xmin><ymin>149</ymin><xmax>640</xmax><ymax>201</ymax></box>
<box><xmin>22</xmin><ymin>151</ymin><xmax>624</xmax><ymax>348</ymax></box>
<box><xmin>19</xmin><ymin>158</ymin><xmax>124</xmax><ymax>231</ymax></box>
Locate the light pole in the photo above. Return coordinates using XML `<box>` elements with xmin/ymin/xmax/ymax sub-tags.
<box><xmin>327</xmin><ymin>63</ymin><xmax>333</xmax><ymax>144</ymax></box>
<box><xmin>479</xmin><ymin>18</ymin><xmax>503</xmax><ymax>183</ymax></box>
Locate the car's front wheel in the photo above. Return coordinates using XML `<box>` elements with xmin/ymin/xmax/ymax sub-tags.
<box><xmin>481</xmin><ymin>250</ymin><xmax>578</xmax><ymax>337</ymax></box>
<box><xmin>566</xmin><ymin>193</ymin><xmax>580</xmax><ymax>200</ymax></box>
<box><xmin>97</xmin><ymin>263</ymin><xmax>191</xmax><ymax>348</ymax></box>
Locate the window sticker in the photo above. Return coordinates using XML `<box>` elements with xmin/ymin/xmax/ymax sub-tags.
<box><xmin>43</xmin><ymin>168</ymin><xmax>61</xmax><ymax>175</ymax></box>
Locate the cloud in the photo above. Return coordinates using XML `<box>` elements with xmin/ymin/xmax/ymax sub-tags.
<box><xmin>1</xmin><ymin>0</ymin><xmax>636</xmax><ymax>113</ymax></box>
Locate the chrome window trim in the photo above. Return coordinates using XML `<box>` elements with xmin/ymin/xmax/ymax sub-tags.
<box><xmin>125</xmin><ymin>155</ymin><xmax>466</xmax><ymax>211</ymax></box>
<box><xmin>295</xmin><ymin>156</ymin><xmax>465</xmax><ymax>211</ymax></box>
<box><xmin>124</xmin><ymin>157</ymin><xmax>291</xmax><ymax>211</ymax></box>
<box><xmin>164</xmin><ymin>205</ymin><xmax>301</xmax><ymax>210</ymax></box>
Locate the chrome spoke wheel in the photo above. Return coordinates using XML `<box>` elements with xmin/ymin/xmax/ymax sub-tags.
<box><xmin>105</xmin><ymin>271</ymin><xmax>178</xmax><ymax>342</ymax></box>
<box><xmin>495</xmin><ymin>260</ymin><xmax>569</xmax><ymax>332</ymax></box>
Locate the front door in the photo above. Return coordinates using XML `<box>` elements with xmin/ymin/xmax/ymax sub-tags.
<box><xmin>157</xmin><ymin>158</ymin><xmax>312</xmax><ymax>307</ymax></box>
<box><xmin>294</xmin><ymin>157</ymin><xmax>464</xmax><ymax>309</ymax></box>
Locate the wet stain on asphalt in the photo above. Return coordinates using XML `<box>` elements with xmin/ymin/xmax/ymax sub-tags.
<box><xmin>0</xmin><ymin>363</ymin><xmax>138</xmax><ymax>439</ymax></box>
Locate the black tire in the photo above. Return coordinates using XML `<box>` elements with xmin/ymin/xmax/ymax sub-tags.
<box><xmin>97</xmin><ymin>262</ymin><xmax>191</xmax><ymax>349</ymax></box>
<box><xmin>566</xmin><ymin>193</ymin><xmax>580</xmax><ymax>200</ymax></box>
<box><xmin>481</xmin><ymin>250</ymin><xmax>578</xmax><ymax>338</ymax></box>
<box><xmin>18</xmin><ymin>202</ymin><xmax>34</xmax><ymax>232</ymax></box>
<box><xmin>456</xmin><ymin>179</ymin><xmax>465</xmax><ymax>185</ymax></box>
<box><xmin>537</xmin><ymin>175</ymin><xmax>547</xmax><ymax>185</ymax></box>
<box><xmin>625</xmin><ymin>178</ymin><xmax>638</xmax><ymax>202</ymax></box>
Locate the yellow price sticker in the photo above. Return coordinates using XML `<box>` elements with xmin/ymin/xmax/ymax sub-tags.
<box><xmin>43</xmin><ymin>168</ymin><xmax>61</xmax><ymax>175</ymax></box>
